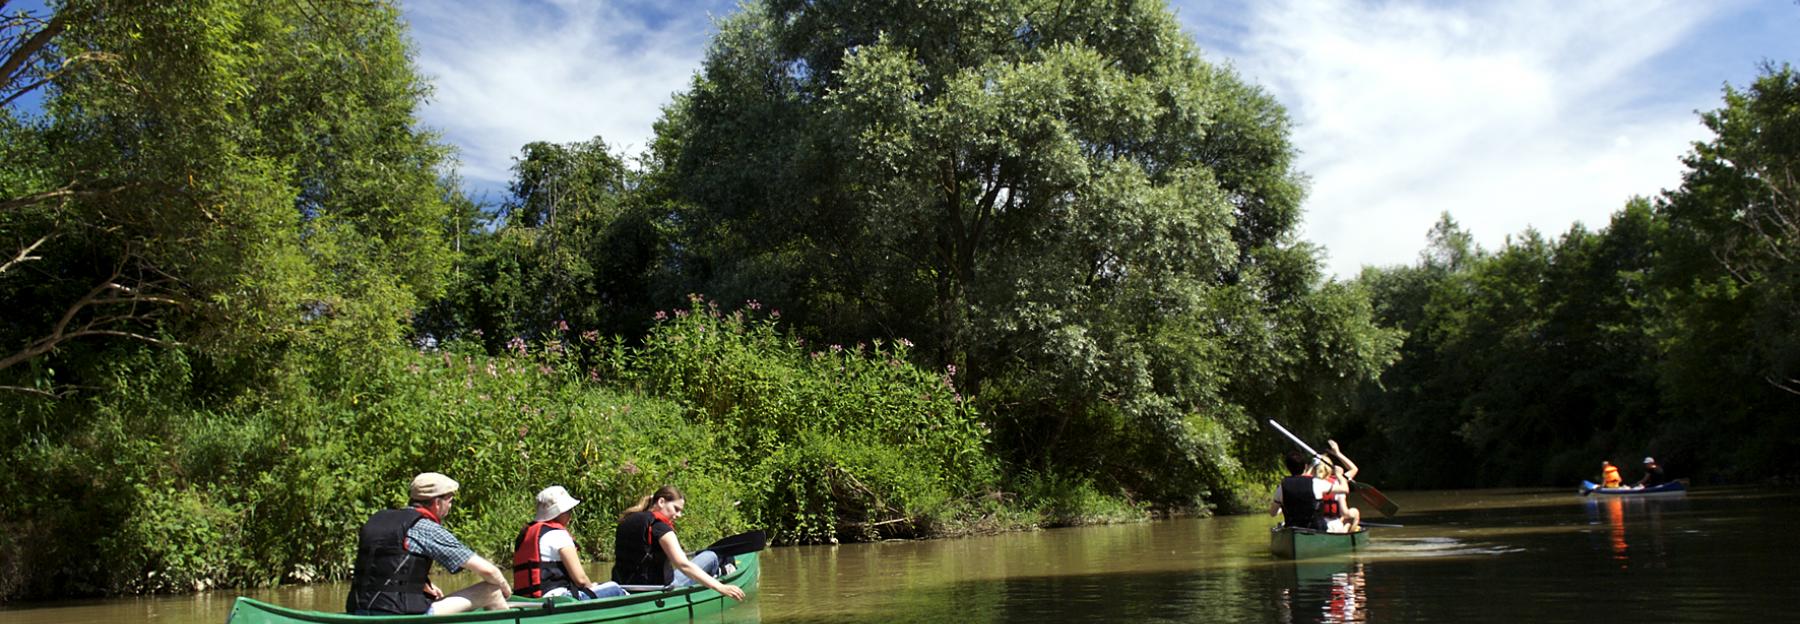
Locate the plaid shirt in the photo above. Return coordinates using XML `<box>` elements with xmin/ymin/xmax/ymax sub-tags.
<box><xmin>406</xmin><ymin>518</ymin><xmax>475</xmax><ymax>572</ymax></box>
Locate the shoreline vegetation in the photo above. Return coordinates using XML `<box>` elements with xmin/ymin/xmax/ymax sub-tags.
<box><xmin>3</xmin><ymin>0</ymin><xmax>1794</xmax><ymax>603</ymax></box>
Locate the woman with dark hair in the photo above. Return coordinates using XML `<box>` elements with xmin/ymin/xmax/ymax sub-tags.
<box><xmin>611</xmin><ymin>485</ymin><xmax>745</xmax><ymax>602</ymax></box>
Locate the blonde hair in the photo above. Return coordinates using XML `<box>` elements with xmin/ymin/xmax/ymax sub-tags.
<box><xmin>620</xmin><ymin>485</ymin><xmax>684</xmax><ymax>521</ymax></box>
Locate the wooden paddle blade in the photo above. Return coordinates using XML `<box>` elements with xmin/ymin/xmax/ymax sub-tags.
<box><xmin>1351</xmin><ymin>482</ymin><xmax>1400</xmax><ymax>517</ymax></box>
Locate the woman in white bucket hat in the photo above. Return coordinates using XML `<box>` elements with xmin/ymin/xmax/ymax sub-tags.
<box><xmin>512</xmin><ymin>485</ymin><xmax>626</xmax><ymax>600</ymax></box>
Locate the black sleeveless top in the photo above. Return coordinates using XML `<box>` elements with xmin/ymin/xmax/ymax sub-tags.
<box><xmin>1280</xmin><ymin>475</ymin><xmax>1326</xmax><ymax>531</ymax></box>
<box><xmin>612</xmin><ymin>511</ymin><xmax>675</xmax><ymax>585</ymax></box>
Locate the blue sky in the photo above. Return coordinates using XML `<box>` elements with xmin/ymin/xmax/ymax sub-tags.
<box><xmin>16</xmin><ymin>0</ymin><xmax>1784</xmax><ymax>278</ymax></box>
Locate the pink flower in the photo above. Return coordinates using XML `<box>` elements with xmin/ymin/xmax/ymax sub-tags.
<box><xmin>581</xmin><ymin>329</ymin><xmax>600</xmax><ymax>343</ymax></box>
<box><xmin>538</xmin><ymin>364</ymin><xmax>553</xmax><ymax>376</ymax></box>
<box><xmin>946</xmin><ymin>364</ymin><xmax>958</xmax><ymax>376</ymax></box>
<box><xmin>589</xmin><ymin>368</ymin><xmax>601</xmax><ymax>382</ymax></box>
<box><xmin>771</xmin><ymin>309</ymin><xmax>781</xmax><ymax>319</ymax></box>
<box><xmin>507</xmin><ymin>337</ymin><xmax>527</xmax><ymax>356</ymax></box>
<box><xmin>898</xmin><ymin>338</ymin><xmax>913</xmax><ymax>348</ymax></box>
<box><xmin>486</xmin><ymin>361</ymin><xmax>498</xmax><ymax>377</ymax></box>
<box><xmin>556</xmin><ymin>320</ymin><xmax>569</xmax><ymax>332</ymax></box>
<box><xmin>655</xmin><ymin>310</ymin><xmax>668</xmax><ymax>321</ymax></box>
<box><xmin>830</xmin><ymin>344</ymin><xmax>842</xmax><ymax>352</ymax></box>
<box><xmin>747</xmin><ymin>299</ymin><xmax>762</xmax><ymax>311</ymax></box>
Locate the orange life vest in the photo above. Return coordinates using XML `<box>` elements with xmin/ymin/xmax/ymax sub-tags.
<box><xmin>1601</xmin><ymin>464</ymin><xmax>1622</xmax><ymax>488</ymax></box>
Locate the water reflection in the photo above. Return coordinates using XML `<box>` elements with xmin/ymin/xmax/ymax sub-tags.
<box><xmin>1583</xmin><ymin>495</ymin><xmax>1685</xmax><ymax>568</ymax></box>
<box><xmin>1275</xmin><ymin>561</ymin><xmax>1365</xmax><ymax>623</ymax></box>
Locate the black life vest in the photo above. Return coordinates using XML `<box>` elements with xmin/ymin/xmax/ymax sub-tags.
<box><xmin>345</xmin><ymin>507</ymin><xmax>436</xmax><ymax>615</ymax></box>
<box><xmin>512</xmin><ymin>520</ymin><xmax>574</xmax><ymax>597</ymax></box>
<box><xmin>611</xmin><ymin>510</ymin><xmax>676</xmax><ymax>585</ymax></box>
<box><xmin>1280</xmin><ymin>475</ymin><xmax>1326</xmax><ymax>531</ymax></box>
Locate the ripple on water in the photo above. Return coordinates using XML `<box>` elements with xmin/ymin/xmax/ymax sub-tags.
<box><xmin>1364</xmin><ymin>536</ymin><xmax>1525</xmax><ymax>557</ymax></box>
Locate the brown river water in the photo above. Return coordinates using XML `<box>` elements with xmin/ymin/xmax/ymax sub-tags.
<box><xmin>1</xmin><ymin>486</ymin><xmax>1787</xmax><ymax>623</ymax></box>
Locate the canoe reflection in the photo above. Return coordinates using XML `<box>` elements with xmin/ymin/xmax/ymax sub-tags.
<box><xmin>1276</xmin><ymin>560</ymin><xmax>1365</xmax><ymax>623</ymax></box>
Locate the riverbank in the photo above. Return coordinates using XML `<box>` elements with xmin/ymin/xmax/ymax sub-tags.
<box><xmin>1</xmin><ymin>301</ymin><xmax>1245</xmax><ymax>602</ymax></box>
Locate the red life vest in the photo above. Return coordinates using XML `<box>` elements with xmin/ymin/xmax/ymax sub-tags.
<box><xmin>1318</xmin><ymin>477</ymin><xmax>1343</xmax><ymax>518</ymax></box>
<box><xmin>512</xmin><ymin>520</ymin><xmax>573</xmax><ymax>597</ymax></box>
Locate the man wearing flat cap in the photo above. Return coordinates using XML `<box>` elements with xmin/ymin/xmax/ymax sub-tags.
<box><xmin>345</xmin><ymin>472</ymin><xmax>512</xmax><ymax>615</ymax></box>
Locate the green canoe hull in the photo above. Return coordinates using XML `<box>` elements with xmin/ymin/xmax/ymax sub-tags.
<box><xmin>228</xmin><ymin>552</ymin><xmax>759</xmax><ymax>624</ymax></box>
<box><xmin>1270</xmin><ymin>527</ymin><xmax>1366</xmax><ymax>560</ymax></box>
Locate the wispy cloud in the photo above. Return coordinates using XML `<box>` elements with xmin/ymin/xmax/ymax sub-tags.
<box><xmin>407</xmin><ymin>0</ymin><xmax>1777</xmax><ymax>276</ymax></box>
<box><xmin>1180</xmin><ymin>0</ymin><xmax>1745</xmax><ymax>277</ymax></box>
<box><xmin>405</xmin><ymin>0</ymin><xmax>732</xmax><ymax>189</ymax></box>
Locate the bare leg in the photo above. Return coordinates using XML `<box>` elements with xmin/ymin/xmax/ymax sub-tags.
<box><xmin>1345</xmin><ymin>508</ymin><xmax>1362</xmax><ymax>532</ymax></box>
<box><xmin>428</xmin><ymin>582</ymin><xmax>509</xmax><ymax>614</ymax></box>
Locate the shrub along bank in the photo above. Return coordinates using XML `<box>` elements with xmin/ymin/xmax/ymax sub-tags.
<box><xmin>0</xmin><ymin>298</ymin><xmax>1156</xmax><ymax>600</ymax></box>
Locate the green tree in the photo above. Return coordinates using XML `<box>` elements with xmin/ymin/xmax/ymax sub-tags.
<box><xmin>1</xmin><ymin>0</ymin><xmax>452</xmax><ymax>395</ymax></box>
<box><xmin>420</xmin><ymin>137</ymin><xmax>670</xmax><ymax>349</ymax></box>
<box><xmin>1652</xmin><ymin>62</ymin><xmax>1800</xmax><ymax>476</ymax></box>
<box><xmin>651</xmin><ymin>0</ymin><xmax>1397</xmax><ymax>507</ymax></box>
<box><xmin>1</xmin><ymin>0</ymin><xmax>454</xmax><ymax>598</ymax></box>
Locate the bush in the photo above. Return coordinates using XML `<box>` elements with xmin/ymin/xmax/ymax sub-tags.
<box><xmin>0</xmin><ymin>296</ymin><xmax>1006</xmax><ymax>599</ymax></box>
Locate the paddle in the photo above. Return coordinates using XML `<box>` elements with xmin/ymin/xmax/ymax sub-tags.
<box><xmin>1359</xmin><ymin>522</ymin><xmax>1405</xmax><ymax>529</ymax></box>
<box><xmin>1267</xmin><ymin>419</ymin><xmax>1400</xmax><ymax>517</ymax></box>
<box><xmin>700</xmin><ymin>530</ymin><xmax>767</xmax><ymax>559</ymax></box>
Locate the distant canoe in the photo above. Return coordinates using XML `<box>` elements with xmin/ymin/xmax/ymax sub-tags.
<box><xmin>1270</xmin><ymin>526</ymin><xmax>1367</xmax><ymax>560</ymax></box>
<box><xmin>1579</xmin><ymin>480</ymin><xmax>1686</xmax><ymax>497</ymax></box>
<box><xmin>227</xmin><ymin>551</ymin><xmax>759</xmax><ymax>624</ymax></box>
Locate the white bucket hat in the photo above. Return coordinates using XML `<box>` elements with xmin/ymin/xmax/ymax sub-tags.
<box><xmin>535</xmin><ymin>485</ymin><xmax>581</xmax><ymax>522</ymax></box>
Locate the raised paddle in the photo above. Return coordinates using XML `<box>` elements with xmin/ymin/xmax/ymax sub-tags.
<box><xmin>1267</xmin><ymin>419</ymin><xmax>1400</xmax><ymax>517</ymax></box>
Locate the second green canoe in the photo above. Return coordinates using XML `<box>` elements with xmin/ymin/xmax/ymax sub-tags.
<box><xmin>1270</xmin><ymin>526</ymin><xmax>1367</xmax><ymax>560</ymax></box>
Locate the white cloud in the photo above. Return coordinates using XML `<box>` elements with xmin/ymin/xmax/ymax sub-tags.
<box><xmin>1179</xmin><ymin>0</ymin><xmax>1737</xmax><ymax>277</ymax></box>
<box><xmin>405</xmin><ymin>0</ymin><xmax>726</xmax><ymax>188</ymax></box>
<box><xmin>408</xmin><ymin>0</ymin><xmax>1752</xmax><ymax>275</ymax></box>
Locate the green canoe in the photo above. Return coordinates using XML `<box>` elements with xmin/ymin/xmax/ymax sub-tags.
<box><xmin>227</xmin><ymin>552</ymin><xmax>759</xmax><ymax>624</ymax></box>
<box><xmin>1269</xmin><ymin>526</ymin><xmax>1367</xmax><ymax>560</ymax></box>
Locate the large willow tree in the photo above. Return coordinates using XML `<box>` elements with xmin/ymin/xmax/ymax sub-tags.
<box><xmin>651</xmin><ymin>0</ymin><xmax>1397</xmax><ymax>506</ymax></box>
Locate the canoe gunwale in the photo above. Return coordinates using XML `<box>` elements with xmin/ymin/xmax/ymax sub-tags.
<box><xmin>229</xmin><ymin>552</ymin><xmax>758</xmax><ymax>624</ymax></box>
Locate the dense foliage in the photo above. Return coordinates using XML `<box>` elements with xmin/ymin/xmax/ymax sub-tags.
<box><xmin>1344</xmin><ymin>64</ymin><xmax>1800</xmax><ymax>488</ymax></box>
<box><xmin>643</xmin><ymin>0</ymin><xmax>1398</xmax><ymax>509</ymax></box>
